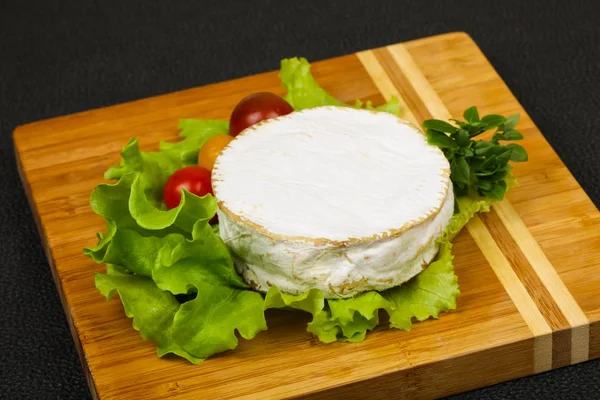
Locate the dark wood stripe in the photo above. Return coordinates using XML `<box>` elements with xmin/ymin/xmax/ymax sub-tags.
<box><xmin>479</xmin><ymin>209</ymin><xmax>570</xmax><ymax>331</ymax></box>
<box><xmin>372</xmin><ymin>48</ymin><xmax>433</xmax><ymax>123</ymax></box>
<box><xmin>591</xmin><ymin>321</ymin><xmax>600</xmax><ymax>359</ymax></box>
<box><xmin>552</xmin><ymin>329</ymin><xmax>572</xmax><ymax>369</ymax></box>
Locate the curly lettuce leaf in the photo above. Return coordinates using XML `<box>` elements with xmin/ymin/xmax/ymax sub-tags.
<box><xmin>383</xmin><ymin>241</ymin><xmax>458</xmax><ymax>330</ymax></box>
<box><xmin>91</xmin><ymin>217</ymin><xmax>267</xmax><ymax>363</ymax></box>
<box><xmin>264</xmin><ymin>286</ymin><xmax>324</xmax><ymax>315</ymax></box>
<box><xmin>445</xmin><ymin>195</ymin><xmax>493</xmax><ymax>241</ymax></box>
<box><xmin>168</xmin><ymin>283</ymin><xmax>266</xmax><ymax>359</ymax></box>
<box><xmin>87</xmin><ymin>123</ymin><xmax>266</xmax><ymax>363</ymax></box>
<box><xmin>280</xmin><ymin>57</ymin><xmax>401</xmax><ymax>116</ymax></box>
<box><xmin>152</xmin><ymin>220</ymin><xmax>247</xmax><ymax>290</ymax></box>
<box><xmin>353</xmin><ymin>98</ymin><xmax>401</xmax><ymax>116</ymax></box>
<box><xmin>264</xmin><ymin>287</ymin><xmax>338</xmax><ymax>342</ymax></box>
<box><xmin>96</xmin><ymin>259</ymin><xmax>266</xmax><ymax>363</ymax></box>
<box><xmin>104</xmin><ymin>119</ymin><xmax>228</xmax><ymax>207</ymax></box>
<box><xmin>88</xmin><ymin>226</ymin><xmax>182</xmax><ymax>277</ymax></box>
<box><xmin>95</xmin><ymin>268</ymin><xmax>202</xmax><ymax>363</ymax></box>
<box><xmin>320</xmin><ymin>292</ymin><xmax>392</xmax><ymax>342</ymax></box>
<box><xmin>92</xmin><ymin>139</ymin><xmax>218</xmax><ymax>231</ymax></box>
<box><xmin>160</xmin><ymin>119</ymin><xmax>229</xmax><ymax>165</ymax></box>
<box><xmin>105</xmin><ymin>138</ymin><xmax>181</xmax><ymax>207</ymax></box>
<box><xmin>152</xmin><ymin>245</ymin><xmax>266</xmax><ymax>359</ymax></box>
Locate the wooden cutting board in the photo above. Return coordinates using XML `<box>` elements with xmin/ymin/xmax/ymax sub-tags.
<box><xmin>13</xmin><ymin>32</ymin><xmax>600</xmax><ymax>399</ymax></box>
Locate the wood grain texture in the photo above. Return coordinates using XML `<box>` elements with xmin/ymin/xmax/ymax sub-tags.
<box><xmin>13</xmin><ymin>32</ymin><xmax>600</xmax><ymax>399</ymax></box>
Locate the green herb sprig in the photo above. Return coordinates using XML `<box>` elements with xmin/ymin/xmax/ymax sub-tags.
<box><xmin>422</xmin><ymin>106</ymin><xmax>528</xmax><ymax>201</ymax></box>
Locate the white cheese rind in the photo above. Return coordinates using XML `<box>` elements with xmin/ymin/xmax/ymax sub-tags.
<box><xmin>213</xmin><ymin>106</ymin><xmax>453</xmax><ymax>298</ymax></box>
<box><xmin>218</xmin><ymin>185</ymin><xmax>453</xmax><ymax>298</ymax></box>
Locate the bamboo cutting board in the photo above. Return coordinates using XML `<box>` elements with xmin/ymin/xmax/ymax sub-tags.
<box><xmin>13</xmin><ymin>32</ymin><xmax>600</xmax><ymax>399</ymax></box>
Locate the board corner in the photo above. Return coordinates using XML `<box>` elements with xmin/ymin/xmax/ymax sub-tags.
<box><xmin>12</xmin><ymin>122</ymin><xmax>38</xmax><ymax>154</ymax></box>
<box><xmin>445</xmin><ymin>31</ymin><xmax>475</xmax><ymax>43</ymax></box>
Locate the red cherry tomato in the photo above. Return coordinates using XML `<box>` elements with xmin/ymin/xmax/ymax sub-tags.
<box><xmin>229</xmin><ymin>92</ymin><xmax>293</xmax><ymax>136</ymax></box>
<box><xmin>163</xmin><ymin>166</ymin><xmax>213</xmax><ymax>210</ymax></box>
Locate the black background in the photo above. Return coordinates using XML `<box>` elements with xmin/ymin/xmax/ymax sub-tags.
<box><xmin>2</xmin><ymin>0</ymin><xmax>600</xmax><ymax>398</ymax></box>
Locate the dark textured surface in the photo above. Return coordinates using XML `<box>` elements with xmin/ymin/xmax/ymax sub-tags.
<box><xmin>1</xmin><ymin>0</ymin><xmax>600</xmax><ymax>398</ymax></box>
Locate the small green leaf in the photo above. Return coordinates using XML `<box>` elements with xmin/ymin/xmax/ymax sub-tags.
<box><xmin>477</xmin><ymin>180</ymin><xmax>493</xmax><ymax>191</ymax></box>
<box><xmin>491</xmin><ymin>133</ymin><xmax>503</xmax><ymax>144</ymax></box>
<box><xmin>450</xmin><ymin>119</ymin><xmax>470</xmax><ymax>128</ymax></box>
<box><xmin>450</xmin><ymin>156</ymin><xmax>470</xmax><ymax>184</ymax></box>
<box><xmin>493</xmin><ymin>130</ymin><xmax>523</xmax><ymax>142</ymax></box>
<box><xmin>469</xmin><ymin>122</ymin><xmax>483</xmax><ymax>132</ymax></box>
<box><xmin>466</xmin><ymin>123</ymin><xmax>485</xmax><ymax>137</ymax></box>
<box><xmin>453</xmin><ymin>182</ymin><xmax>469</xmax><ymax>197</ymax></box>
<box><xmin>503</xmin><ymin>129</ymin><xmax>524</xmax><ymax>140</ymax></box>
<box><xmin>487</xmin><ymin>165</ymin><xmax>512</xmax><ymax>181</ymax></box>
<box><xmin>506</xmin><ymin>143</ymin><xmax>528</xmax><ymax>162</ymax></box>
<box><xmin>463</xmin><ymin>106</ymin><xmax>480</xmax><ymax>123</ymax></box>
<box><xmin>474</xmin><ymin>141</ymin><xmax>496</xmax><ymax>156</ymax></box>
<box><xmin>474</xmin><ymin>141</ymin><xmax>493</xmax><ymax>149</ymax></box>
<box><xmin>503</xmin><ymin>114</ymin><xmax>520</xmax><ymax>130</ymax></box>
<box><xmin>456</xmin><ymin>129</ymin><xmax>471</xmax><ymax>147</ymax></box>
<box><xmin>480</xmin><ymin>154</ymin><xmax>498</xmax><ymax>170</ymax></box>
<box><xmin>474</xmin><ymin>142</ymin><xmax>508</xmax><ymax>157</ymax></box>
<box><xmin>470</xmin><ymin>156</ymin><xmax>485</xmax><ymax>170</ymax></box>
<box><xmin>495</xmin><ymin>148</ymin><xmax>512</xmax><ymax>165</ymax></box>
<box><xmin>426</xmin><ymin>130</ymin><xmax>458</xmax><ymax>149</ymax></box>
<box><xmin>489</xmin><ymin>146</ymin><xmax>511</xmax><ymax>156</ymax></box>
<box><xmin>475</xmin><ymin>163</ymin><xmax>500</xmax><ymax>177</ymax></box>
<box><xmin>464</xmin><ymin>148</ymin><xmax>474</xmax><ymax>158</ymax></box>
<box><xmin>480</xmin><ymin>114</ymin><xmax>506</xmax><ymax>129</ymax></box>
<box><xmin>482</xmin><ymin>181</ymin><xmax>507</xmax><ymax>200</ymax></box>
<box><xmin>422</xmin><ymin>119</ymin><xmax>458</xmax><ymax>134</ymax></box>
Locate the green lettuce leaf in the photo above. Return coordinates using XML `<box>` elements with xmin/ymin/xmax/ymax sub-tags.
<box><xmin>96</xmin><ymin>258</ymin><xmax>266</xmax><ymax>363</ymax></box>
<box><xmin>152</xmin><ymin>220</ymin><xmax>247</xmax><ymax>289</ymax></box>
<box><xmin>322</xmin><ymin>291</ymin><xmax>392</xmax><ymax>342</ymax></box>
<box><xmin>383</xmin><ymin>240</ymin><xmax>458</xmax><ymax>330</ymax></box>
<box><xmin>104</xmin><ymin>138</ymin><xmax>181</xmax><ymax>207</ymax></box>
<box><xmin>159</xmin><ymin>119</ymin><xmax>229</xmax><ymax>165</ymax></box>
<box><xmin>353</xmin><ymin>98</ymin><xmax>401</xmax><ymax>116</ymax></box>
<box><xmin>445</xmin><ymin>195</ymin><xmax>493</xmax><ymax>241</ymax></box>
<box><xmin>104</xmin><ymin>119</ymin><xmax>228</xmax><ymax>207</ymax></box>
<box><xmin>87</xmin><ymin>122</ymin><xmax>266</xmax><ymax>363</ymax></box>
<box><xmin>89</xmin><ymin>226</ymin><xmax>182</xmax><ymax>277</ymax></box>
<box><xmin>264</xmin><ymin>286</ymin><xmax>324</xmax><ymax>315</ymax></box>
<box><xmin>95</xmin><ymin>268</ymin><xmax>202</xmax><ymax>363</ymax></box>
<box><xmin>280</xmin><ymin>57</ymin><xmax>401</xmax><ymax>116</ymax></box>
<box><xmin>92</xmin><ymin>139</ymin><xmax>218</xmax><ymax>230</ymax></box>
<box><xmin>153</xmin><ymin>255</ymin><xmax>266</xmax><ymax>359</ymax></box>
<box><xmin>91</xmin><ymin>215</ymin><xmax>267</xmax><ymax>363</ymax></box>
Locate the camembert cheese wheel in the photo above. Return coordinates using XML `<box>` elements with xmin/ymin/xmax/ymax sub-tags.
<box><xmin>212</xmin><ymin>106</ymin><xmax>453</xmax><ymax>299</ymax></box>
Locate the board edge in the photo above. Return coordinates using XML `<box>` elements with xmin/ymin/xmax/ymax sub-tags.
<box><xmin>13</xmin><ymin>144</ymin><xmax>100</xmax><ymax>400</ymax></box>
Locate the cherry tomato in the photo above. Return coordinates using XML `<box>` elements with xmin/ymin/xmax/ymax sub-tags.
<box><xmin>198</xmin><ymin>134</ymin><xmax>234</xmax><ymax>171</ymax></box>
<box><xmin>163</xmin><ymin>166</ymin><xmax>213</xmax><ymax>210</ymax></box>
<box><xmin>229</xmin><ymin>92</ymin><xmax>293</xmax><ymax>136</ymax></box>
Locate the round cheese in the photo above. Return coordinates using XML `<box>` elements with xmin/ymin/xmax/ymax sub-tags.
<box><xmin>212</xmin><ymin>106</ymin><xmax>453</xmax><ymax>299</ymax></box>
